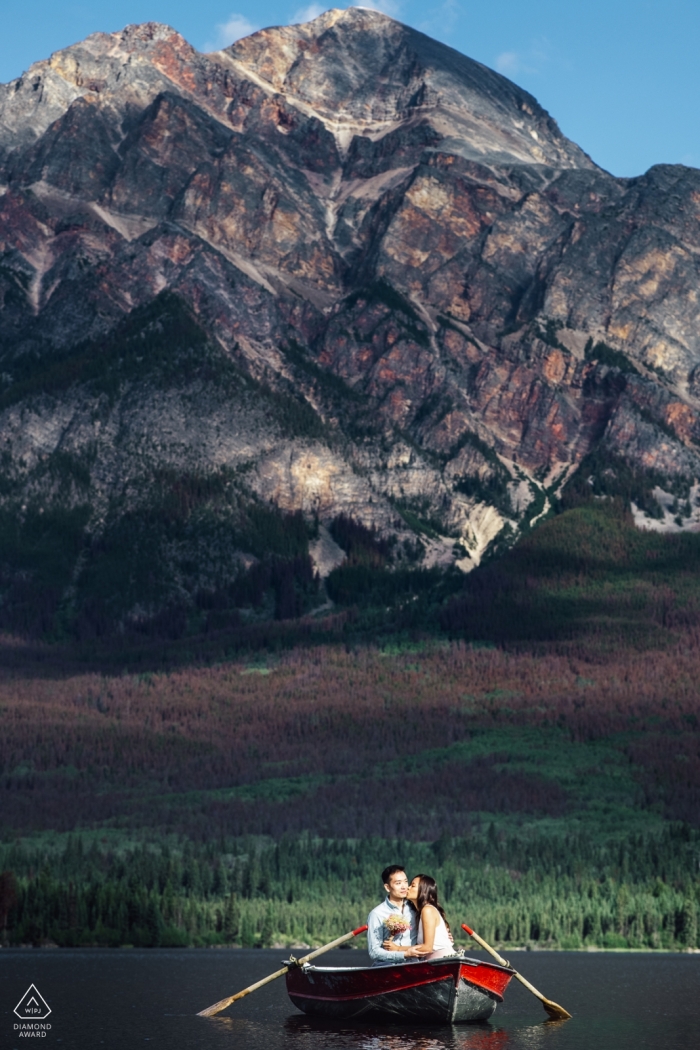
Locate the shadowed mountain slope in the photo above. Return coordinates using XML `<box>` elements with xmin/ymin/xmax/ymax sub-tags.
<box><xmin>2</xmin><ymin>8</ymin><xmax>700</xmax><ymax>635</ymax></box>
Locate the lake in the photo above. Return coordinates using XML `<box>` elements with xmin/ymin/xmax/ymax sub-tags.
<box><xmin>2</xmin><ymin>948</ymin><xmax>698</xmax><ymax>1050</ymax></box>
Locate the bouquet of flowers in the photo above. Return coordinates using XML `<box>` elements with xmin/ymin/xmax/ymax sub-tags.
<box><xmin>384</xmin><ymin>913</ymin><xmax>411</xmax><ymax>940</ymax></box>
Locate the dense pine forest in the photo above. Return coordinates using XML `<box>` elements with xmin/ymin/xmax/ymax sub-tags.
<box><xmin>1</xmin><ymin>499</ymin><xmax>699</xmax><ymax>951</ymax></box>
<box><xmin>2</xmin><ymin>828</ymin><xmax>698</xmax><ymax>951</ymax></box>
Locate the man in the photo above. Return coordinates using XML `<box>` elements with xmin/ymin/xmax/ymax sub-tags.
<box><xmin>367</xmin><ymin>864</ymin><xmax>422</xmax><ymax>965</ymax></box>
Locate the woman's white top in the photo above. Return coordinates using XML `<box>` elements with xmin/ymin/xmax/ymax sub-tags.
<box><xmin>417</xmin><ymin>907</ymin><xmax>454</xmax><ymax>957</ymax></box>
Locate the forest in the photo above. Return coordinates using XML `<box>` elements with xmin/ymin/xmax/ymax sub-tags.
<box><xmin>1</xmin><ymin>497</ymin><xmax>699</xmax><ymax>950</ymax></box>
<box><xmin>1</xmin><ymin>827</ymin><xmax>698</xmax><ymax>951</ymax></box>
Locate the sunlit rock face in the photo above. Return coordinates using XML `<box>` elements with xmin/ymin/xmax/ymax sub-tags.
<box><xmin>2</xmin><ymin>6</ymin><xmax>700</xmax><ymax>585</ymax></box>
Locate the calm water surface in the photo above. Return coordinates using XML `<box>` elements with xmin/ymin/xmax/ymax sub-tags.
<box><xmin>2</xmin><ymin>948</ymin><xmax>698</xmax><ymax>1050</ymax></box>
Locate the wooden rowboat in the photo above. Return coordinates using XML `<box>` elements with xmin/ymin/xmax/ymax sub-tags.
<box><xmin>285</xmin><ymin>955</ymin><xmax>516</xmax><ymax>1024</ymax></box>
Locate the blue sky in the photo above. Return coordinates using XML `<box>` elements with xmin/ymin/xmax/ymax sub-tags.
<box><xmin>1</xmin><ymin>1</ymin><xmax>698</xmax><ymax>177</ymax></box>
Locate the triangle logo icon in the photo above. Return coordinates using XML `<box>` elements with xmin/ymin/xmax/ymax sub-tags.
<box><xmin>14</xmin><ymin>984</ymin><xmax>52</xmax><ymax>1020</ymax></box>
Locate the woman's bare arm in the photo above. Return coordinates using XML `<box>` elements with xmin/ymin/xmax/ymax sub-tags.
<box><xmin>384</xmin><ymin>906</ymin><xmax>439</xmax><ymax>957</ymax></box>
<box><xmin>418</xmin><ymin>905</ymin><xmax>438</xmax><ymax>951</ymax></box>
<box><xmin>382</xmin><ymin>906</ymin><xmax>439</xmax><ymax>957</ymax></box>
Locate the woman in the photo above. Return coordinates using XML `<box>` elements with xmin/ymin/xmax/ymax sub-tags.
<box><xmin>382</xmin><ymin>873</ymin><xmax>455</xmax><ymax>960</ymax></box>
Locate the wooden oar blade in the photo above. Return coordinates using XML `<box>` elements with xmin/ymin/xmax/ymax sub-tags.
<box><xmin>461</xmin><ymin>922</ymin><xmax>571</xmax><ymax>1022</ymax></box>
<box><xmin>197</xmin><ymin>964</ymin><xmax>289</xmax><ymax>1016</ymax></box>
<box><xmin>542</xmin><ymin>998</ymin><xmax>572</xmax><ymax>1021</ymax></box>
<box><xmin>197</xmin><ymin>997</ymin><xmax>235</xmax><ymax>1018</ymax></box>
<box><xmin>196</xmin><ymin>924</ymin><xmax>368</xmax><ymax>1017</ymax></box>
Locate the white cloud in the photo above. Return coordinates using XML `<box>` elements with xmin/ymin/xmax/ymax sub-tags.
<box><xmin>495</xmin><ymin>38</ymin><xmax>570</xmax><ymax>81</ymax></box>
<box><xmin>203</xmin><ymin>13</ymin><xmax>258</xmax><ymax>52</ymax></box>
<box><xmin>419</xmin><ymin>0</ymin><xmax>460</xmax><ymax>40</ymax></box>
<box><xmin>496</xmin><ymin>51</ymin><xmax>522</xmax><ymax>76</ymax></box>
<box><xmin>292</xmin><ymin>3</ymin><xmax>326</xmax><ymax>22</ymax></box>
<box><xmin>289</xmin><ymin>2</ymin><xmax>402</xmax><ymax>27</ymax></box>
<box><xmin>351</xmin><ymin>0</ymin><xmax>401</xmax><ymax>16</ymax></box>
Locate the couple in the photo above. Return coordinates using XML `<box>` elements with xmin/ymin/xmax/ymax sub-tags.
<box><xmin>367</xmin><ymin>864</ymin><xmax>454</xmax><ymax>966</ymax></box>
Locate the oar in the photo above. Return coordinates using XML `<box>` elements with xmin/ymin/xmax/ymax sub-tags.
<box><xmin>461</xmin><ymin>923</ymin><xmax>571</xmax><ymax>1021</ymax></box>
<box><xmin>197</xmin><ymin>923</ymin><xmax>369</xmax><ymax>1017</ymax></box>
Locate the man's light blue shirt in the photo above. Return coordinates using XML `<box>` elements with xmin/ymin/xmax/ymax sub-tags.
<box><xmin>367</xmin><ymin>896</ymin><xmax>417</xmax><ymax>965</ymax></box>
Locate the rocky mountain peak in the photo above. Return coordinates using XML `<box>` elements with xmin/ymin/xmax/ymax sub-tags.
<box><xmin>1</xmin><ymin>11</ymin><xmax>700</xmax><ymax>637</ymax></box>
<box><xmin>0</xmin><ymin>23</ymin><xmax>199</xmax><ymax>160</ymax></box>
<box><xmin>227</xmin><ymin>8</ymin><xmax>595</xmax><ymax>169</ymax></box>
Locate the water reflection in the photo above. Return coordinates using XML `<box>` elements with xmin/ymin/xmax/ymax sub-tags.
<box><xmin>2</xmin><ymin>949</ymin><xmax>698</xmax><ymax>1050</ymax></box>
<box><xmin>283</xmin><ymin>1015</ymin><xmax>512</xmax><ymax>1050</ymax></box>
<box><xmin>511</xmin><ymin>1021</ymin><xmax>569</xmax><ymax>1048</ymax></box>
<box><xmin>279</xmin><ymin>1010</ymin><xmax>579</xmax><ymax>1050</ymax></box>
<box><xmin>206</xmin><ymin>1016</ymin><xmax>271</xmax><ymax>1037</ymax></box>
<box><xmin>194</xmin><ymin>1013</ymin><xmax>554</xmax><ymax>1050</ymax></box>
<box><xmin>354</xmin><ymin>1029</ymin><xmax>511</xmax><ymax>1050</ymax></box>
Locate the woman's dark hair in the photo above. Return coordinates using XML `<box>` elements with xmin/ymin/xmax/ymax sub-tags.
<box><xmin>411</xmin><ymin>874</ymin><xmax>450</xmax><ymax>933</ymax></box>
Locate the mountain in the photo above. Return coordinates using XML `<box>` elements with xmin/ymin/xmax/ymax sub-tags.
<box><xmin>2</xmin><ymin>8</ymin><xmax>700</xmax><ymax>637</ymax></box>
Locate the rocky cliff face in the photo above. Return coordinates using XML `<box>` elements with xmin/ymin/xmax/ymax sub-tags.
<box><xmin>2</xmin><ymin>9</ymin><xmax>700</xmax><ymax>634</ymax></box>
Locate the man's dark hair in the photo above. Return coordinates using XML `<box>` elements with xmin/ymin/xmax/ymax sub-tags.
<box><xmin>382</xmin><ymin>864</ymin><xmax>406</xmax><ymax>885</ymax></box>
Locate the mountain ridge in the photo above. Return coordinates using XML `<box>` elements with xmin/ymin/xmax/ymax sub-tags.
<box><xmin>2</xmin><ymin>8</ymin><xmax>700</xmax><ymax>637</ymax></box>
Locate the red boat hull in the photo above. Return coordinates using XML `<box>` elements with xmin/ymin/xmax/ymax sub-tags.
<box><xmin>285</xmin><ymin>957</ymin><xmax>515</xmax><ymax>1024</ymax></box>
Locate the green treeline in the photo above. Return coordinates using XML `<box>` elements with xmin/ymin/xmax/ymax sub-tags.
<box><xmin>1</xmin><ymin>827</ymin><xmax>698</xmax><ymax>951</ymax></box>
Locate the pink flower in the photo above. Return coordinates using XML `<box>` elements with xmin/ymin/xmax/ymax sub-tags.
<box><xmin>384</xmin><ymin>914</ymin><xmax>411</xmax><ymax>936</ymax></box>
